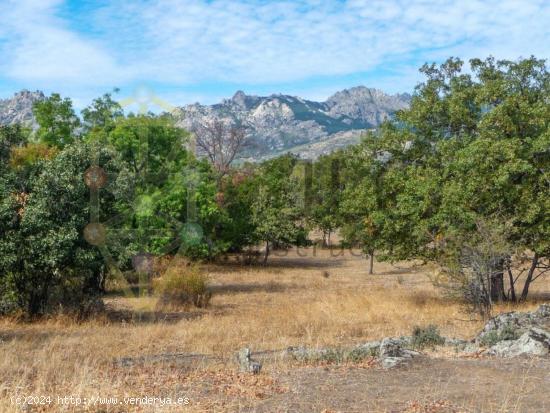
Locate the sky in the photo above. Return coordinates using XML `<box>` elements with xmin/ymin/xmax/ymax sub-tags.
<box><xmin>0</xmin><ymin>0</ymin><xmax>548</xmax><ymax>111</ymax></box>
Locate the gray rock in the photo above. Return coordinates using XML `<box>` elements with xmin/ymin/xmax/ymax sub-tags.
<box><xmin>534</xmin><ymin>304</ymin><xmax>550</xmax><ymax>319</ymax></box>
<box><xmin>236</xmin><ymin>348</ymin><xmax>262</xmax><ymax>374</ymax></box>
<box><xmin>475</xmin><ymin>305</ymin><xmax>550</xmax><ymax>345</ymax></box>
<box><xmin>379</xmin><ymin>337</ymin><xmax>419</xmax><ymax>368</ymax></box>
<box><xmin>444</xmin><ymin>337</ymin><xmax>470</xmax><ymax>348</ymax></box>
<box><xmin>485</xmin><ymin>327</ymin><xmax>550</xmax><ymax>357</ymax></box>
<box><xmin>379</xmin><ymin>338</ymin><xmax>405</xmax><ymax>358</ymax></box>
<box><xmin>285</xmin><ymin>346</ymin><xmax>323</xmax><ymax>361</ymax></box>
<box><xmin>355</xmin><ymin>341</ymin><xmax>381</xmax><ymax>354</ymax></box>
<box><xmin>463</xmin><ymin>343</ymin><xmax>481</xmax><ymax>354</ymax></box>
<box><xmin>380</xmin><ymin>357</ymin><xmax>405</xmax><ymax>369</ymax></box>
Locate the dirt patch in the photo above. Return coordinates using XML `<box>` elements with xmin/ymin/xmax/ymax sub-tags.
<box><xmin>236</xmin><ymin>357</ymin><xmax>550</xmax><ymax>413</ymax></box>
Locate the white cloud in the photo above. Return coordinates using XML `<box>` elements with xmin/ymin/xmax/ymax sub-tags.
<box><xmin>0</xmin><ymin>0</ymin><xmax>131</xmax><ymax>87</ymax></box>
<box><xmin>0</xmin><ymin>0</ymin><xmax>548</xmax><ymax>104</ymax></box>
<box><xmin>98</xmin><ymin>0</ymin><xmax>550</xmax><ymax>84</ymax></box>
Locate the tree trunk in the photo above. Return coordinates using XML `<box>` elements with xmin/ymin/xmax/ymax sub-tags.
<box><xmin>368</xmin><ymin>252</ymin><xmax>374</xmax><ymax>275</ymax></box>
<box><xmin>263</xmin><ymin>241</ymin><xmax>270</xmax><ymax>265</ymax></box>
<box><xmin>327</xmin><ymin>231</ymin><xmax>331</xmax><ymax>248</ymax></box>
<box><xmin>489</xmin><ymin>257</ymin><xmax>506</xmax><ymax>302</ymax></box>
<box><xmin>490</xmin><ymin>272</ymin><xmax>506</xmax><ymax>302</ymax></box>
<box><xmin>520</xmin><ymin>253</ymin><xmax>538</xmax><ymax>302</ymax></box>
<box><xmin>507</xmin><ymin>268</ymin><xmax>517</xmax><ymax>303</ymax></box>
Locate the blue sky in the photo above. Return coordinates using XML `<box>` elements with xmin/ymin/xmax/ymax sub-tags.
<box><xmin>0</xmin><ymin>0</ymin><xmax>548</xmax><ymax>110</ymax></box>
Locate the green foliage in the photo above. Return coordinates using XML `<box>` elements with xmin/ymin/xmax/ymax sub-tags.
<box><xmin>411</xmin><ymin>325</ymin><xmax>445</xmax><ymax>349</ymax></box>
<box><xmin>33</xmin><ymin>93</ymin><xmax>80</xmax><ymax>148</ymax></box>
<box><xmin>81</xmin><ymin>92</ymin><xmax>123</xmax><ymax>133</ymax></box>
<box><xmin>308</xmin><ymin>152</ymin><xmax>344</xmax><ymax>245</ymax></box>
<box><xmin>217</xmin><ymin>169</ymin><xmax>259</xmax><ymax>251</ymax></box>
<box><xmin>9</xmin><ymin>143</ymin><xmax>58</xmax><ymax>170</ymax></box>
<box><xmin>1</xmin><ymin>124</ymin><xmax>30</xmax><ymax>167</ymax></box>
<box><xmin>479</xmin><ymin>324</ymin><xmax>520</xmax><ymax>347</ymax></box>
<box><xmin>0</xmin><ymin>141</ymin><xmax>128</xmax><ymax>316</ymax></box>
<box><xmin>291</xmin><ymin>346</ymin><xmax>378</xmax><ymax>365</ymax></box>
<box><xmin>2</xmin><ymin>57</ymin><xmax>548</xmax><ymax>316</ymax></box>
<box><xmin>251</xmin><ymin>155</ymin><xmax>307</xmax><ymax>262</ymax></box>
<box><xmin>339</xmin><ymin>56</ymin><xmax>549</xmax><ymax>302</ymax></box>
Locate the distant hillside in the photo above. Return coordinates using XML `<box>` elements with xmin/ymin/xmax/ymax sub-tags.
<box><xmin>173</xmin><ymin>86</ymin><xmax>411</xmax><ymax>160</ymax></box>
<box><xmin>0</xmin><ymin>90</ymin><xmax>44</xmax><ymax>129</ymax></box>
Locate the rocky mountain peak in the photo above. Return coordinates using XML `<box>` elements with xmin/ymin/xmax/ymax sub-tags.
<box><xmin>0</xmin><ymin>90</ymin><xmax>44</xmax><ymax>129</ymax></box>
<box><xmin>173</xmin><ymin>86</ymin><xmax>411</xmax><ymax>161</ymax></box>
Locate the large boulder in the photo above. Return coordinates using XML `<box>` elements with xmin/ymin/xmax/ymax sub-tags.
<box><xmin>485</xmin><ymin>327</ymin><xmax>550</xmax><ymax>357</ymax></box>
<box><xmin>476</xmin><ymin>304</ymin><xmax>550</xmax><ymax>346</ymax></box>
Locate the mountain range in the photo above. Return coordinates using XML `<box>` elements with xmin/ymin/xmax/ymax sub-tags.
<box><xmin>0</xmin><ymin>87</ymin><xmax>410</xmax><ymax>160</ymax></box>
<box><xmin>173</xmin><ymin>87</ymin><xmax>410</xmax><ymax>160</ymax></box>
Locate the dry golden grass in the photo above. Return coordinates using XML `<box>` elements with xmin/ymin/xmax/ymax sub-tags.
<box><xmin>0</xmin><ymin>248</ymin><xmax>548</xmax><ymax>412</ymax></box>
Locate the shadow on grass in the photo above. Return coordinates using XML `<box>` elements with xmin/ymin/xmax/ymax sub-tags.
<box><xmin>209</xmin><ymin>281</ymin><xmax>302</xmax><ymax>295</ymax></box>
<box><xmin>103</xmin><ymin>307</ymin><xmax>205</xmax><ymax>324</ymax></box>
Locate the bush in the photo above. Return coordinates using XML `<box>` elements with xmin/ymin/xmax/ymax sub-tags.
<box><xmin>479</xmin><ymin>323</ymin><xmax>520</xmax><ymax>347</ymax></box>
<box><xmin>153</xmin><ymin>259</ymin><xmax>211</xmax><ymax>309</ymax></box>
<box><xmin>411</xmin><ymin>325</ymin><xmax>445</xmax><ymax>349</ymax></box>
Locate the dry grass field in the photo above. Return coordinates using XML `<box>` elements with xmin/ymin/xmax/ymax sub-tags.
<box><xmin>1</xmin><ymin>248</ymin><xmax>549</xmax><ymax>412</ymax></box>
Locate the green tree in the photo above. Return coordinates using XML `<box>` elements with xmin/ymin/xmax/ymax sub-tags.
<box><xmin>99</xmin><ymin>115</ymin><xmax>229</xmax><ymax>260</ymax></box>
<box><xmin>33</xmin><ymin>93</ymin><xmax>80</xmax><ymax>148</ymax></box>
<box><xmin>81</xmin><ymin>92</ymin><xmax>123</xmax><ymax>133</ymax></box>
<box><xmin>309</xmin><ymin>152</ymin><xmax>344</xmax><ymax>248</ymax></box>
<box><xmin>251</xmin><ymin>155</ymin><xmax>306</xmax><ymax>264</ymax></box>
<box><xmin>342</xmin><ymin>56</ymin><xmax>549</xmax><ymax>304</ymax></box>
<box><xmin>0</xmin><ymin>142</ymin><xmax>129</xmax><ymax>316</ymax></box>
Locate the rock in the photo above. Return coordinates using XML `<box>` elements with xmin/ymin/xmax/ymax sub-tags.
<box><xmin>236</xmin><ymin>348</ymin><xmax>262</xmax><ymax>374</ymax></box>
<box><xmin>286</xmin><ymin>342</ymin><xmax>380</xmax><ymax>364</ymax></box>
<box><xmin>379</xmin><ymin>337</ymin><xmax>419</xmax><ymax>368</ymax></box>
<box><xmin>355</xmin><ymin>341</ymin><xmax>381</xmax><ymax>355</ymax></box>
<box><xmin>475</xmin><ymin>305</ymin><xmax>550</xmax><ymax>346</ymax></box>
<box><xmin>463</xmin><ymin>343</ymin><xmax>481</xmax><ymax>354</ymax></box>
<box><xmin>534</xmin><ymin>304</ymin><xmax>550</xmax><ymax>320</ymax></box>
<box><xmin>485</xmin><ymin>327</ymin><xmax>550</xmax><ymax>357</ymax></box>
<box><xmin>444</xmin><ymin>337</ymin><xmax>470</xmax><ymax>348</ymax></box>
<box><xmin>380</xmin><ymin>357</ymin><xmax>405</xmax><ymax>369</ymax></box>
<box><xmin>285</xmin><ymin>346</ymin><xmax>320</xmax><ymax>361</ymax></box>
<box><xmin>379</xmin><ymin>338</ymin><xmax>405</xmax><ymax>358</ymax></box>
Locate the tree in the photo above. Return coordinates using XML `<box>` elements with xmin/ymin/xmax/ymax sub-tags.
<box><xmin>250</xmin><ymin>155</ymin><xmax>306</xmax><ymax>264</ymax></box>
<box><xmin>193</xmin><ymin>119</ymin><xmax>247</xmax><ymax>183</ymax></box>
<box><xmin>308</xmin><ymin>152</ymin><xmax>344</xmax><ymax>248</ymax></box>
<box><xmin>0</xmin><ymin>142</ymin><xmax>128</xmax><ymax>316</ymax></box>
<box><xmin>216</xmin><ymin>167</ymin><xmax>259</xmax><ymax>253</ymax></box>
<box><xmin>1</xmin><ymin>124</ymin><xmax>29</xmax><ymax>167</ymax></box>
<box><xmin>81</xmin><ymin>92</ymin><xmax>123</xmax><ymax>133</ymax></box>
<box><xmin>434</xmin><ymin>57</ymin><xmax>550</xmax><ymax>303</ymax></box>
<box><xmin>98</xmin><ymin>114</ymin><xmax>230</xmax><ymax>260</ymax></box>
<box><xmin>33</xmin><ymin>93</ymin><xmax>80</xmax><ymax>148</ymax></box>
<box><xmin>343</xmin><ymin>56</ymin><xmax>549</xmax><ymax>305</ymax></box>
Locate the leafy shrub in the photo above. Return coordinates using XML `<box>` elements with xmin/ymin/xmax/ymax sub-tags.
<box><xmin>479</xmin><ymin>324</ymin><xmax>520</xmax><ymax>347</ymax></box>
<box><xmin>411</xmin><ymin>325</ymin><xmax>445</xmax><ymax>349</ymax></box>
<box><xmin>153</xmin><ymin>260</ymin><xmax>211</xmax><ymax>309</ymax></box>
